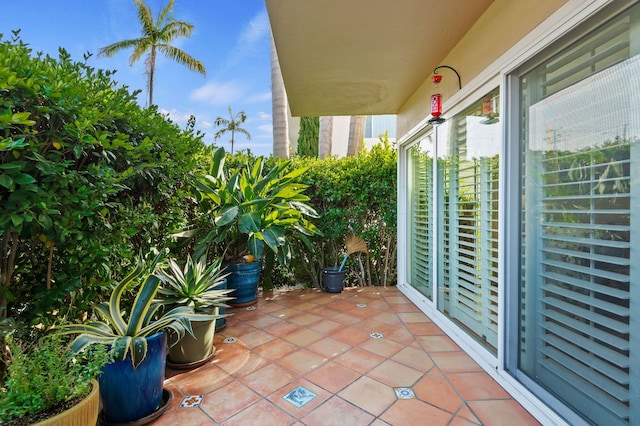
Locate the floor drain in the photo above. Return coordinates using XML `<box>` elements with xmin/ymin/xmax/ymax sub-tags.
<box><xmin>246</xmin><ymin>306</ymin><xmax>257</xmax><ymax>310</ymax></box>
<box><xmin>223</xmin><ymin>337</ymin><xmax>238</xmax><ymax>343</ymax></box>
<box><xmin>370</xmin><ymin>332</ymin><xmax>384</xmax><ymax>339</ymax></box>
<box><xmin>394</xmin><ymin>387</ymin><xmax>416</xmax><ymax>400</ymax></box>
<box><xmin>356</xmin><ymin>303</ymin><xmax>367</xmax><ymax>308</ymax></box>
<box><xmin>282</xmin><ymin>386</ymin><xmax>317</xmax><ymax>408</ymax></box>
<box><xmin>180</xmin><ymin>395</ymin><xmax>203</xmax><ymax>407</ymax></box>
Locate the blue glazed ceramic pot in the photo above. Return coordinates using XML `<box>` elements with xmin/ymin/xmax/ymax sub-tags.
<box><xmin>99</xmin><ymin>331</ymin><xmax>167</xmax><ymax>424</ymax></box>
<box><xmin>224</xmin><ymin>261</ymin><xmax>262</xmax><ymax>307</ymax></box>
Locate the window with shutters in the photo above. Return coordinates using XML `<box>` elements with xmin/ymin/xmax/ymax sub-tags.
<box><xmin>437</xmin><ymin>89</ymin><xmax>501</xmax><ymax>354</ymax></box>
<box><xmin>408</xmin><ymin>135</ymin><xmax>435</xmax><ymax>300</ymax></box>
<box><xmin>518</xmin><ymin>4</ymin><xmax>640</xmax><ymax>425</ymax></box>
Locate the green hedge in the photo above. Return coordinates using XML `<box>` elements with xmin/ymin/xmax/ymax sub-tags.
<box><xmin>0</xmin><ymin>35</ymin><xmax>205</xmax><ymax>324</ymax></box>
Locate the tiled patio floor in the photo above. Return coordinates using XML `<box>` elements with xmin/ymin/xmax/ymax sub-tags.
<box><xmin>151</xmin><ymin>286</ymin><xmax>540</xmax><ymax>426</ymax></box>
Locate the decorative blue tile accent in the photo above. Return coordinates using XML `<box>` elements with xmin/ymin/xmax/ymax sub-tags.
<box><xmin>370</xmin><ymin>332</ymin><xmax>384</xmax><ymax>339</ymax></box>
<box><xmin>394</xmin><ymin>387</ymin><xmax>416</xmax><ymax>400</ymax></box>
<box><xmin>282</xmin><ymin>386</ymin><xmax>317</xmax><ymax>408</ymax></box>
<box><xmin>180</xmin><ymin>395</ymin><xmax>203</xmax><ymax>407</ymax></box>
<box><xmin>356</xmin><ymin>303</ymin><xmax>367</xmax><ymax>308</ymax></box>
<box><xmin>223</xmin><ymin>337</ymin><xmax>238</xmax><ymax>343</ymax></box>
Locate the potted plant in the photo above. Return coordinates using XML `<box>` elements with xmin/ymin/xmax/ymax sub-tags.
<box><xmin>178</xmin><ymin>148</ymin><xmax>322</xmax><ymax>306</ymax></box>
<box><xmin>0</xmin><ymin>327</ymin><xmax>109</xmax><ymax>426</ymax></box>
<box><xmin>155</xmin><ymin>253</ymin><xmax>233</xmax><ymax>369</ymax></box>
<box><xmin>57</xmin><ymin>251</ymin><xmax>220</xmax><ymax>425</ymax></box>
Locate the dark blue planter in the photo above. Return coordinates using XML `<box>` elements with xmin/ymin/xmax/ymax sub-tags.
<box><xmin>225</xmin><ymin>261</ymin><xmax>262</xmax><ymax>307</ymax></box>
<box><xmin>212</xmin><ymin>278</ymin><xmax>228</xmax><ymax>330</ymax></box>
<box><xmin>99</xmin><ymin>331</ymin><xmax>167</xmax><ymax>424</ymax></box>
<box><xmin>322</xmin><ymin>267</ymin><xmax>345</xmax><ymax>293</ymax></box>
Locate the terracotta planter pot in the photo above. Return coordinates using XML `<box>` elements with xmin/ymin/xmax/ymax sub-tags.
<box><xmin>33</xmin><ymin>380</ymin><xmax>99</xmax><ymax>426</ymax></box>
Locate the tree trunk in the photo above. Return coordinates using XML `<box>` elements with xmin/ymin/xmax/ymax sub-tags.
<box><xmin>318</xmin><ymin>116</ymin><xmax>334</xmax><ymax>159</ymax></box>
<box><xmin>347</xmin><ymin>115</ymin><xmax>366</xmax><ymax>156</ymax></box>
<box><xmin>270</xmin><ymin>32</ymin><xmax>290</xmax><ymax>158</ymax></box>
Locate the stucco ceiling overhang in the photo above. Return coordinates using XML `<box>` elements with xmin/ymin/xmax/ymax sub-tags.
<box><xmin>265</xmin><ymin>0</ymin><xmax>494</xmax><ymax>117</ymax></box>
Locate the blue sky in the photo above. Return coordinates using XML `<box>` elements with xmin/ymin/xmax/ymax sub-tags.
<box><xmin>0</xmin><ymin>0</ymin><xmax>274</xmax><ymax>156</ymax></box>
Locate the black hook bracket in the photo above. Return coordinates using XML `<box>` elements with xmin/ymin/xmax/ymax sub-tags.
<box><xmin>434</xmin><ymin>66</ymin><xmax>461</xmax><ymax>90</ymax></box>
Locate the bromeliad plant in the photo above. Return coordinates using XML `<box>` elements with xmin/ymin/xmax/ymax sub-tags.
<box><xmin>155</xmin><ymin>253</ymin><xmax>234</xmax><ymax>313</ymax></box>
<box><xmin>58</xmin><ymin>251</ymin><xmax>221</xmax><ymax>368</ymax></box>
<box><xmin>180</xmin><ymin>147</ymin><xmax>322</xmax><ymax>266</ymax></box>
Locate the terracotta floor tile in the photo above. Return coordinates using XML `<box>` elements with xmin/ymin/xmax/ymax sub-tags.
<box><xmin>270</xmin><ymin>307</ymin><xmax>302</xmax><ymax>319</ymax></box>
<box><xmin>384</xmin><ymin>296</ymin><xmax>409</xmax><ymax>304</ymax></box>
<box><xmin>392</xmin><ymin>345</ymin><xmax>435</xmax><ymax>371</ymax></box>
<box><xmin>243</xmin><ymin>313</ymin><xmax>282</xmax><ymax>329</ymax></box>
<box><xmin>220</xmin><ymin>321</ymin><xmax>256</xmax><ymax>336</ymax></box>
<box><xmin>430</xmin><ymin>352</ymin><xmax>484</xmax><ymax>373</ymax></box>
<box><xmin>221</xmin><ymin>399</ymin><xmax>295</xmax><ymax>426</ymax></box>
<box><xmin>149</xmin><ymin>406</ymin><xmax>213</xmax><ymax>426</ymax></box>
<box><xmin>242</xmin><ymin>363</ymin><xmax>297</xmax><ymax>396</ymax></box>
<box><xmin>456</xmin><ymin>403</ymin><xmax>482</xmax><ymax>424</ymax></box>
<box><xmin>263</xmin><ymin>319</ymin><xmax>299</xmax><ymax>337</ymax></box>
<box><xmin>282</xmin><ymin>328</ymin><xmax>324</xmax><ymax>346</ymax></box>
<box><xmin>368</xmin><ymin>359</ymin><xmax>424</xmax><ymax>387</ymax></box>
<box><xmin>357</xmin><ymin>318</ymin><xmax>393</xmax><ymax>334</ymax></box>
<box><xmin>330</xmin><ymin>325</ymin><xmax>372</xmax><ymax>346</ymax></box>
<box><xmin>369</xmin><ymin>419</ymin><xmax>392</xmax><ymax>426</ymax></box>
<box><xmin>199</xmin><ymin>381</ymin><xmax>261</xmax><ymax>423</ymax></box>
<box><xmin>172</xmin><ymin>364</ymin><xmax>233</xmax><ymax>395</ymax></box>
<box><xmin>238</xmin><ymin>329</ymin><xmax>276</xmax><ymax>349</ymax></box>
<box><xmin>330</xmin><ymin>312</ymin><xmax>364</xmax><ymax>325</ymax></box>
<box><xmin>304</xmin><ymin>361</ymin><xmax>361</xmax><ymax>393</ymax></box>
<box><xmin>288</xmin><ymin>312</ymin><xmax>324</xmax><ymax>326</ymax></box>
<box><xmin>414</xmin><ymin>372</ymin><xmax>464</xmax><ymax>414</ymax></box>
<box><xmin>338</xmin><ymin>376</ymin><xmax>396</xmax><ymax>416</ymax></box>
<box><xmin>253</xmin><ymin>338</ymin><xmax>298</xmax><ymax>360</ymax></box>
<box><xmin>447</xmin><ymin>372</ymin><xmax>511</xmax><ymax>400</ymax></box>
<box><xmin>253</xmin><ymin>301</ymin><xmax>286</xmax><ymax>313</ymax></box>
<box><xmin>366</xmin><ymin>300</ymin><xmax>391</xmax><ymax>311</ymax></box>
<box><xmin>417</xmin><ymin>335</ymin><xmax>462</xmax><ymax>352</ymax></box>
<box><xmin>301</xmin><ymin>396</ymin><xmax>375</xmax><ymax>426</ymax></box>
<box><xmin>306</xmin><ymin>336</ymin><xmax>352</xmax><ymax>359</ymax></box>
<box><xmin>397</xmin><ymin>312</ymin><xmax>430</xmax><ymax>323</ymax></box>
<box><xmin>358</xmin><ymin>336</ymin><xmax>405</xmax><ymax>358</ymax></box>
<box><xmin>308</xmin><ymin>319</ymin><xmax>343</xmax><ymax>335</ymax></box>
<box><xmin>381</xmin><ymin>399</ymin><xmax>453</xmax><ymax>426</ymax></box>
<box><xmin>267</xmin><ymin>378</ymin><xmax>332</xmax><ymax>418</ymax></box>
<box><xmin>449</xmin><ymin>416</ymin><xmax>482</xmax><ymax>426</ymax></box>
<box><xmin>216</xmin><ymin>349</ymin><xmax>269</xmax><ymax>377</ymax></box>
<box><xmin>406</xmin><ymin>321</ymin><xmax>444</xmax><ymax>336</ymax></box>
<box><xmin>383</xmin><ymin>325</ymin><xmax>416</xmax><ymax>345</ymax></box>
<box><xmin>369</xmin><ymin>311</ymin><xmax>403</xmax><ymax>325</ymax></box>
<box><xmin>333</xmin><ymin>347</ymin><xmax>385</xmax><ymax>374</ymax></box>
<box><xmin>467</xmin><ymin>399</ymin><xmax>541</xmax><ymax>426</ymax></box>
<box><xmin>277</xmin><ymin>348</ymin><xmax>327</xmax><ymax>375</ymax></box>
<box><xmin>389</xmin><ymin>303</ymin><xmax>422</xmax><ymax>312</ymax></box>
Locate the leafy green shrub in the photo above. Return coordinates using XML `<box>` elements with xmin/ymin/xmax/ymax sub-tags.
<box><xmin>0</xmin><ymin>330</ymin><xmax>109</xmax><ymax>423</ymax></box>
<box><xmin>0</xmin><ymin>33</ymin><xmax>206</xmax><ymax>325</ymax></box>
<box><xmin>293</xmin><ymin>140</ymin><xmax>397</xmax><ymax>287</ymax></box>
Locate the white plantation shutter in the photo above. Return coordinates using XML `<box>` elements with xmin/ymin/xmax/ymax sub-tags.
<box><xmin>519</xmin><ymin>6</ymin><xmax>640</xmax><ymax>425</ymax></box>
<box><xmin>408</xmin><ymin>138</ymin><xmax>434</xmax><ymax>300</ymax></box>
<box><xmin>438</xmin><ymin>90</ymin><xmax>500</xmax><ymax>353</ymax></box>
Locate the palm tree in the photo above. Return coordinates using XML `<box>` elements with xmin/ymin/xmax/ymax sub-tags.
<box><xmin>270</xmin><ymin>32</ymin><xmax>290</xmax><ymax>158</ymax></box>
<box><xmin>214</xmin><ymin>107</ymin><xmax>251</xmax><ymax>154</ymax></box>
<box><xmin>98</xmin><ymin>0</ymin><xmax>206</xmax><ymax>106</ymax></box>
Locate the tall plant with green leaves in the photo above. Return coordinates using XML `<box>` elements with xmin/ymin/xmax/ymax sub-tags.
<box><xmin>180</xmin><ymin>147</ymin><xmax>321</xmax><ymax>268</ymax></box>
<box><xmin>57</xmin><ymin>252</ymin><xmax>221</xmax><ymax>368</ymax></box>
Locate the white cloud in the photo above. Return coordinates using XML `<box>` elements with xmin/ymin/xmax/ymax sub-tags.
<box><xmin>256</xmin><ymin>124</ymin><xmax>273</xmax><ymax>139</ymax></box>
<box><xmin>190</xmin><ymin>81</ymin><xmax>246</xmax><ymax>106</ymax></box>
<box><xmin>257</xmin><ymin>111</ymin><xmax>271</xmax><ymax>120</ymax></box>
<box><xmin>219</xmin><ymin>10</ymin><xmax>270</xmax><ymax>74</ymax></box>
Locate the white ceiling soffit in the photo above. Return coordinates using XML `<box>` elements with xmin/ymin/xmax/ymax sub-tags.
<box><xmin>266</xmin><ymin>0</ymin><xmax>494</xmax><ymax>117</ymax></box>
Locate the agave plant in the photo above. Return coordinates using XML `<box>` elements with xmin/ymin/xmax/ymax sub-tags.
<box><xmin>58</xmin><ymin>251</ymin><xmax>222</xmax><ymax>368</ymax></box>
<box><xmin>155</xmin><ymin>254</ymin><xmax>234</xmax><ymax>313</ymax></box>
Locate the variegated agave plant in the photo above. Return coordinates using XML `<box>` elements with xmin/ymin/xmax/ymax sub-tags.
<box><xmin>58</xmin><ymin>251</ymin><xmax>222</xmax><ymax>368</ymax></box>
